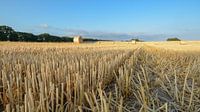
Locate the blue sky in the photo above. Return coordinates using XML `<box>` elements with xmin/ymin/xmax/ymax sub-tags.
<box><xmin>0</xmin><ymin>0</ymin><xmax>200</xmax><ymax>41</ymax></box>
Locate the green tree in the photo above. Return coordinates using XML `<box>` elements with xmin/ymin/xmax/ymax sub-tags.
<box><xmin>0</xmin><ymin>25</ymin><xmax>102</xmax><ymax>42</ymax></box>
<box><xmin>9</xmin><ymin>33</ymin><xmax>19</xmax><ymax>41</ymax></box>
<box><xmin>0</xmin><ymin>32</ymin><xmax>8</xmax><ymax>41</ymax></box>
<box><xmin>0</xmin><ymin>26</ymin><xmax>14</xmax><ymax>33</ymax></box>
<box><xmin>166</xmin><ymin>37</ymin><xmax>181</xmax><ymax>41</ymax></box>
<box><xmin>131</xmin><ymin>38</ymin><xmax>143</xmax><ymax>42</ymax></box>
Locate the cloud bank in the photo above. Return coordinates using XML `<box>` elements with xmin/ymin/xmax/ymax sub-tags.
<box><xmin>24</xmin><ymin>24</ymin><xmax>184</xmax><ymax>41</ymax></box>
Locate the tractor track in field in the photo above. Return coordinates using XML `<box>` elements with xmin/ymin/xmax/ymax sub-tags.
<box><xmin>102</xmin><ymin>46</ymin><xmax>143</xmax><ymax>112</ymax></box>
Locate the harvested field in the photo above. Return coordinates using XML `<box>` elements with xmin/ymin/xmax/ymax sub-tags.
<box><xmin>0</xmin><ymin>42</ymin><xmax>200</xmax><ymax>112</ymax></box>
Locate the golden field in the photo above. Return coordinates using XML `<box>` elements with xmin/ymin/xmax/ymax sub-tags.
<box><xmin>0</xmin><ymin>41</ymin><xmax>200</xmax><ymax>112</ymax></box>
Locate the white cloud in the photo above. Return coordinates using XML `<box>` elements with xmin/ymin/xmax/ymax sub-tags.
<box><xmin>39</xmin><ymin>24</ymin><xmax>49</xmax><ymax>29</ymax></box>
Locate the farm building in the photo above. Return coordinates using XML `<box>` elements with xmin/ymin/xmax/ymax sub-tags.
<box><xmin>73</xmin><ymin>36</ymin><xmax>83</xmax><ymax>43</ymax></box>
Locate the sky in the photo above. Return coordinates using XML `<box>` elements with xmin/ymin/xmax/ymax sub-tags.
<box><xmin>0</xmin><ymin>0</ymin><xmax>200</xmax><ymax>41</ymax></box>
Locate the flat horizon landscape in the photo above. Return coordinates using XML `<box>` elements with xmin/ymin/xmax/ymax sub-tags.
<box><xmin>1</xmin><ymin>0</ymin><xmax>200</xmax><ymax>112</ymax></box>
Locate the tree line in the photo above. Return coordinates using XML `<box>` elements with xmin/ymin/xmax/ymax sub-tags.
<box><xmin>0</xmin><ymin>25</ymin><xmax>102</xmax><ymax>42</ymax></box>
<box><xmin>0</xmin><ymin>25</ymin><xmax>181</xmax><ymax>42</ymax></box>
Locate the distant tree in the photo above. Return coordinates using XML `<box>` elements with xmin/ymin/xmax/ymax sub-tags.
<box><xmin>166</xmin><ymin>37</ymin><xmax>181</xmax><ymax>41</ymax></box>
<box><xmin>0</xmin><ymin>25</ymin><xmax>103</xmax><ymax>42</ymax></box>
<box><xmin>0</xmin><ymin>26</ymin><xmax>15</xmax><ymax>41</ymax></box>
<box><xmin>0</xmin><ymin>32</ymin><xmax>8</xmax><ymax>41</ymax></box>
<box><xmin>38</xmin><ymin>33</ymin><xmax>49</xmax><ymax>42</ymax></box>
<box><xmin>83</xmin><ymin>38</ymin><xmax>109</xmax><ymax>42</ymax></box>
<box><xmin>0</xmin><ymin>26</ymin><xmax>14</xmax><ymax>34</ymax></box>
<box><xmin>38</xmin><ymin>33</ymin><xmax>63</xmax><ymax>42</ymax></box>
<box><xmin>9</xmin><ymin>33</ymin><xmax>19</xmax><ymax>41</ymax></box>
<box><xmin>62</xmin><ymin>37</ymin><xmax>73</xmax><ymax>42</ymax></box>
<box><xmin>83</xmin><ymin>38</ymin><xmax>98</xmax><ymax>42</ymax></box>
<box><xmin>17</xmin><ymin>32</ymin><xmax>38</xmax><ymax>42</ymax></box>
<box><xmin>131</xmin><ymin>38</ymin><xmax>143</xmax><ymax>42</ymax></box>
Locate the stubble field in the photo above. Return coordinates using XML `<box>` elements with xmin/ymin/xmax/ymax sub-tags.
<box><xmin>0</xmin><ymin>41</ymin><xmax>200</xmax><ymax>112</ymax></box>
